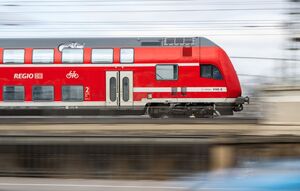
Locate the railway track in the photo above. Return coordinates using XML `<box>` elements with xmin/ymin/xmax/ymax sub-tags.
<box><xmin>0</xmin><ymin>134</ymin><xmax>299</xmax><ymax>145</ymax></box>
<box><xmin>0</xmin><ymin>115</ymin><xmax>257</xmax><ymax>124</ymax></box>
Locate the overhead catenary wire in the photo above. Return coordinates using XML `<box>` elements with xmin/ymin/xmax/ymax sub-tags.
<box><xmin>0</xmin><ymin>8</ymin><xmax>292</xmax><ymax>13</ymax></box>
<box><xmin>231</xmin><ymin>56</ymin><xmax>300</xmax><ymax>61</ymax></box>
<box><xmin>0</xmin><ymin>0</ymin><xmax>290</xmax><ymax>37</ymax></box>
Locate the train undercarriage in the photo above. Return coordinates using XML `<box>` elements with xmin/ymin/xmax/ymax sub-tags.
<box><xmin>146</xmin><ymin>97</ymin><xmax>249</xmax><ymax>118</ymax></box>
<box><xmin>0</xmin><ymin>100</ymin><xmax>248</xmax><ymax>119</ymax></box>
<box><xmin>147</xmin><ymin>103</ymin><xmax>233</xmax><ymax>118</ymax></box>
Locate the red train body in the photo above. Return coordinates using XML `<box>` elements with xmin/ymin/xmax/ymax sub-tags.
<box><xmin>0</xmin><ymin>37</ymin><xmax>248</xmax><ymax>117</ymax></box>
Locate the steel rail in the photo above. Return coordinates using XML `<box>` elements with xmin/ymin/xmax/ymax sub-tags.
<box><xmin>0</xmin><ymin>116</ymin><xmax>257</xmax><ymax>124</ymax></box>
<box><xmin>0</xmin><ymin>134</ymin><xmax>298</xmax><ymax>145</ymax></box>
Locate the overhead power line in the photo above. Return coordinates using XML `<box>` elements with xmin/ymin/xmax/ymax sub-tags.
<box><xmin>231</xmin><ymin>56</ymin><xmax>300</xmax><ymax>61</ymax></box>
<box><xmin>0</xmin><ymin>8</ymin><xmax>292</xmax><ymax>13</ymax></box>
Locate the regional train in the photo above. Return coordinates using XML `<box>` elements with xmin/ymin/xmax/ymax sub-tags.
<box><xmin>0</xmin><ymin>37</ymin><xmax>249</xmax><ymax>117</ymax></box>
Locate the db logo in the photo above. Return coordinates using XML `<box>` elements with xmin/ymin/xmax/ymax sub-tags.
<box><xmin>66</xmin><ymin>71</ymin><xmax>79</xmax><ymax>79</ymax></box>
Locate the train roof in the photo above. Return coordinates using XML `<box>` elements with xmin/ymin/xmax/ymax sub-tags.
<box><xmin>0</xmin><ymin>37</ymin><xmax>217</xmax><ymax>48</ymax></box>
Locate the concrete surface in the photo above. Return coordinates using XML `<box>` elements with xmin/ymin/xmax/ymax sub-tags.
<box><xmin>0</xmin><ymin>177</ymin><xmax>185</xmax><ymax>191</ymax></box>
<box><xmin>262</xmin><ymin>85</ymin><xmax>300</xmax><ymax>125</ymax></box>
<box><xmin>0</xmin><ymin>123</ymin><xmax>298</xmax><ymax>144</ymax></box>
<box><xmin>0</xmin><ymin>115</ymin><xmax>256</xmax><ymax>124</ymax></box>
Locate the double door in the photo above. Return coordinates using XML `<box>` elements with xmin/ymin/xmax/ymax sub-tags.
<box><xmin>106</xmin><ymin>71</ymin><xmax>133</xmax><ymax>106</ymax></box>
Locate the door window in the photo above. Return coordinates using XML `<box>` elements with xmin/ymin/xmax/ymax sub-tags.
<box><xmin>122</xmin><ymin>77</ymin><xmax>129</xmax><ymax>102</ymax></box>
<box><xmin>109</xmin><ymin>77</ymin><xmax>117</xmax><ymax>102</ymax></box>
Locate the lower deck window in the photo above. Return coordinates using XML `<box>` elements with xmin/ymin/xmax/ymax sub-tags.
<box><xmin>3</xmin><ymin>86</ymin><xmax>24</xmax><ymax>101</ymax></box>
<box><xmin>156</xmin><ymin>65</ymin><xmax>178</xmax><ymax>80</ymax></box>
<box><xmin>62</xmin><ymin>86</ymin><xmax>83</xmax><ymax>101</ymax></box>
<box><xmin>200</xmin><ymin>64</ymin><xmax>223</xmax><ymax>80</ymax></box>
<box><xmin>32</xmin><ymin>86</ymin><xmax>54</xmax><ymax>101</ymax></box>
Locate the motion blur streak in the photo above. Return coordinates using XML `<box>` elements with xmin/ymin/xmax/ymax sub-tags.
<box><xmin>0</xmin><ymin>1</ymin><xmax>300</xmax><ymax>191</ymax></box>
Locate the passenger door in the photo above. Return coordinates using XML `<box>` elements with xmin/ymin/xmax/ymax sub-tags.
<box><xmin>106</xmin><ymin>71</ymin><xmax>133</xmax><ymax>107</ymax></box>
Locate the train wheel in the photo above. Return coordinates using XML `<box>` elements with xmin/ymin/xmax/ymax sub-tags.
<box><xmin>147</xmin><ymin>106</ymin><xmax>168</xmax><ymax>118</ymax></box>
<box><xmin>194</xmin><ymin>108</ymin><xmax>220</xmax><ymax>118</ymax></box>
<box><xmin>213</xmin><ymin>110</ymin><xmax>221</xmax><ymax>118</ymax></box>
<box><xmin>149</xmin><ymin>113</ymin><xmax>162</xmax><ymax>118</ymax></box>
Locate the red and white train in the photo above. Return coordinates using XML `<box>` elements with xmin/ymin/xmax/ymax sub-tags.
<box><xmin>0</xmin><ymin>37</ymin><xmax>248</xmax><ymax>117</ymax></box>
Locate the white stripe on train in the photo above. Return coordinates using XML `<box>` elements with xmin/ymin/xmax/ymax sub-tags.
<box><xmin>0</xmin><ymin>63</ymin><xmax>199</xmax><ymax>67</ymax></box>
<box><xmin>0</xmin><ymin>98</ymin><xmax>236</xmax><ymax>107</ymax></box>
<box><xmin>133</xmin><ymin>87</ymin><xmax>227</xmax><ymax>93</ymax></box>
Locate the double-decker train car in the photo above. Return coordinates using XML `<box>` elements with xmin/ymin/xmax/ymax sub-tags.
<box><xmin>0</xmin><ymin>37</ymin><xmax>248</xmax><ymax>117</ymax></box>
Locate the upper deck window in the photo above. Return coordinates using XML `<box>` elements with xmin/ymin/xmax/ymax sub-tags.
<box><xmin>120</xmin><ymin>48</ymin><xmax>134</xmax><ymax>63</ymax></box>
<box><xmin>200</xmin><ymin>64</ymin><xmax>223</xmax><ymax>80</ymax></box>
<box><xmin>62</xmin><ymin>49</ymin><xmax>83</xmax><ymax>63</ymax></box>
<box><xmin>92</xmin><ymin>49</ymin><xmax>113</xmax><ymax>63</ymax></box>
<box><xmin>156</xmin><ymin>65</ymin><xmax>178</xmax><ymax>80</ymax></box>
<box><xmin>3</xmin><ymin>49</ymin><xmax>25</xmax><ymax>64</ymax></box>
<box><xmin>32</xmin><ymin>49</ymin><xmax>54</xmax><ymax>64</ymax></box>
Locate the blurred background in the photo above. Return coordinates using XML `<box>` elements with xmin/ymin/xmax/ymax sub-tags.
<box><xmin>0</xmin><ymin>0</ymin><xmax>300</xmax><ymax>190</ymax></box>
<box><xmin>1</xmin><ymin>0</ymin><xmax>299</xmax><ymax>95</ymax></box>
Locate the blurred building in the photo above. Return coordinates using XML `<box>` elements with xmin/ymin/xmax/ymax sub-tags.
<box><xmin>287</xmin><ymin>0</ymin><xmax>300</xmax><ymax>81</ymax></box>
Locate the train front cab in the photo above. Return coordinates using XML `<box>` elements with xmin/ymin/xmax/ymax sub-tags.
<box><xmin>147</xmin><ymin>40</ymin><xmax>249</xmax><ymax>118</ymax></box>
<box><xmin>199</xmin><ymin>44</ymin><xmax>249</xmax><ymax>116</ymax></box>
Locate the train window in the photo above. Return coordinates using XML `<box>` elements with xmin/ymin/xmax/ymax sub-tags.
<box><xmin>32</xmin><ymin>86</ymin><xmax>54</xmax><ymax>101</ymax></box>
<box><xmin>200</xmin><ymin>65</ymin><xmax>213</xmax><ymax>78</ymax></box>
<box><xmin>175</xmin><ymin>38</ymin><xmax>184</xmax><ymax>44</ymax></box>
<box><xmin>200</xmin><ymin>64</ymin><xmax>223</xmax><ymax>80</ymax></box>
<box><xmin>62</xmin><ymin>49</ymin><xmax>83</xmax><ymax>63</ymax></box>
<box><xmin>165</xmin><ymin>38</ymin><xmax>175</xmax><ymax>45</ymax></box>
<box><xmin>62</xmin><ymin>86</ymin><xmax>83</xmax><ymax>101</ymax></box>
<box><xmin>32</xmin><ymin>49</ymin><xmax>54</xmax><ymax>64</ymax></box>
<box><xmin>156</xmin><ymin>65</ymin><xmax>178</xmax><ymax>80</ymax></box>
<box><xmin>3</xmin><ymin>86</ymin><xmax>24</xmax><ymax>101</ymax></box>
<box><xmin>212</xmin><ymin>66</ymin><xmax>223</xmax><ymax>80</ymax></box>
<box><xmin>120</xmin><ymin>48</ymin><xmax>134</xmax><ymax>63</ymax></box>
<box><xmin>3</xmin><ymin>49</ymin><xmax>25</xmax><ymax>64</ymax></box>
<box><xmin>141</xmin><ymin>41</ymin><xmax>162</xmax><ymax>46</ymax></box>
<box><xmin>92</xmin><ymin>49</ymin><xmax>113</xmax><ymax>63</ymax></box>
<box><xmin>122</xmin><ymin>77</ymin><xmax>129</xmax><ymax>102</ymax></box>
<box><xmin>184</xmin><ymin>38</ymin><xmax>193</xmax><ymax>44</ymax></box>
<box><xmin>109</xmin><ymin>77</ymin><xmax>117</xmax><ymax>102</ymax></box>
